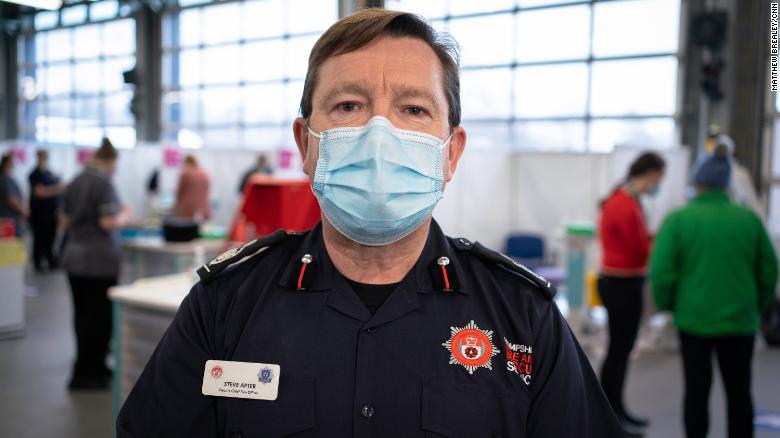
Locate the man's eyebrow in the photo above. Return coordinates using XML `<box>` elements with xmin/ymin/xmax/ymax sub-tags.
<box><xmin>392</xmin><ymin>85</ymin><xmax>439</xmax><ymax>108</ymax></box>
<box><xmin>321</xmin><ymin>82</ymin><xmax>372</xmax><ymax>105</ymax></box>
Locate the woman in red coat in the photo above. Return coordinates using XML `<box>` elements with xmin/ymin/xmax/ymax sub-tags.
<box><xmin>598</xmin><ymin>152</ymin><xmax>665</xmax><ymax>436</ymax></box>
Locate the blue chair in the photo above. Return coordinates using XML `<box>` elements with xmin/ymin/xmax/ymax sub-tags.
<box><xmin>506</xmin><ymin>233</ymin><xmax>567</xmax><ymax>288</ymax></box>
<box><xmin>506</xmin><ymin>234</ymin><xmax>545</xmax><ymax>269</ymax></box>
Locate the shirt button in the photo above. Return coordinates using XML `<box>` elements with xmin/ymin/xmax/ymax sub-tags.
<box><xmin>230</xmin><ymin>432</ymin><xmax>243</xmax><ymax>438</ymax></box>
<box><xmin>366</xmin><ymin>327</ymin><xmax>377</xmax><ymax>333</ymax></box>
<box><xmin>361</xmin><ymin>404</ymin><xmax>374</xmax><ymax>419</ymax></box>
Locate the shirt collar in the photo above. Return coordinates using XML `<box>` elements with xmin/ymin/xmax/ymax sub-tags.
<box><xmin>694</xmin><ymin>189</ymin><xmax>730</xmax><ymax>203</ymax></box>
<box><xmin>278</xmin><ymin>219</ymin><xmax>466</xmax><ymax>295</ymax></box>
<box><xmin>85</xmin><ymin>164</ymin><xmax>110</xmax><ymax>179</ymax></box>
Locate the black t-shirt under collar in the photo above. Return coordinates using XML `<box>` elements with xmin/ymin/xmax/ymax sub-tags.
<box><xmin>343</xmin><ymin>277</ymin><xmax>400</xmax><ymax>315</ymax></box>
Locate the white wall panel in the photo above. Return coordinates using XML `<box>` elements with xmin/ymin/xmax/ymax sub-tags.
<box><xmin>434</xmin><ymin>149</ymin><xmax>513</xmax><ymax>250</ymax></box>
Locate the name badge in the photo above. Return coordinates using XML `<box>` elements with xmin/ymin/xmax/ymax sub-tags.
<box><xmin>202</xmin><ymin>360</ymin><xmax>280</xmax><ymax>401</ymax></box>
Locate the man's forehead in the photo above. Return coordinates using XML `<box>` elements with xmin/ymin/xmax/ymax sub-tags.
<box><xmin>314</xmin><ymin>36</ymin><xmax>444</xmax><ymax>97</ymax></box>
<box><xmin>329</xmin><ymin>35</ymin><xmax>439</xmax><ymax>64</ymax></box>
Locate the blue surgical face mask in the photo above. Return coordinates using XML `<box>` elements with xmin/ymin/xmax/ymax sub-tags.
<box><xmin>308</xmin><ymin>116</ymin><xmax>450</xmax><ymax>246</ymax></box>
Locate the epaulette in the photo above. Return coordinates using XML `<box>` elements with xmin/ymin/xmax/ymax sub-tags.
<box><xmin>197</xmin><ymin>229</ymin><xmax>290</xmax><ymax>283</ymax></box>
<box><xmin>449</xmin><ymin>236</ymin><xmax>556</xmax><ymax>300</ymax></box>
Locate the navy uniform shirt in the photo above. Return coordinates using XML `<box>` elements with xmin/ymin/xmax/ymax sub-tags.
<box><xmin>28</xmin><ymin>166</ymin><xmax>61</xmax><ymax>216</ymax></box>
<box><xmin>117</xmin><ymin>221</ymin><xmax>624</xmax><ymax>437</ymax></box>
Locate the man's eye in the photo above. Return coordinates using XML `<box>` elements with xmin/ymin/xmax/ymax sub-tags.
<box><xmin>339</xmin><ymin>102</ymin><xmax>357</xmax><ymax>112</ymax></box>
<box><xmin>406</xmin><ymin>107</ymin><xmax>424</xmax><ymax>116</ymax></box>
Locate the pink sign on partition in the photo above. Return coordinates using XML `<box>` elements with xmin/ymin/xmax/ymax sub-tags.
<box><xmin>278</xmin><ymin>149</ymin><xmax>293</xmax><ymax>169</ymax></box>
<box><xmin>163</xmin><ymin>147</ymin><xmax>183</xmax><ymax>168</ymax></box>
<box><xmin>9</xmin><ymin>146</ymin><xmax>28</xmax><ymax>165</ymax></box>
<box><xmin>77</xmin><ymin>148</ymin><xmax>94</xmax><ymax>165</ymax></box>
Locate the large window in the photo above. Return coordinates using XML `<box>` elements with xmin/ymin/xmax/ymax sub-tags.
<box><xmin>161</xmin><ymin>0</ymin><xmax>338</xmax><ymax>149</ymax></box>
<box><xmin>386</xmin><ymin>0</ymin><xmax>682</xmax><ymax>151</ymax></box>
<box><xmin>16</xmin><ymin>1</ymin><xmax>136</xmax><ymax>148</ymax></box>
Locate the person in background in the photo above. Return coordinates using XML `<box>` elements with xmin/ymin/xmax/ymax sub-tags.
<box><xmin>597</xmin><ymin>151</ymin><xmax>666</xmax><ymax>436</ymax></box>
<box><xmin>61</xmin><ymin>138</ymin><xmax>129</xmax><ymax>390</ymax></box>
<box><xmin>142</xmin><ymin>167</ymin><xmax>161</xmax><ymax>219</ymax></box>
<box><xmin>0</xmin><ymin>153</ymin><xmax>28</xmax><ymax>237</ymax></box>
<box><xmin>147</xmin><ymin>168</ymin><xmax>160</xmax><ymax>197</ymax></box>
<box><xmin>651</xmin><ymin>146</ymin><xmax>778</xmax><ymax>438</ymax></box>
<box><xmin>237</xmin><ymin>153</ymin><xmax>274</xmax><ymax>194</ymax></box>
<box><xmin>705</xmin><ymin>131</ymin><xmax>764</xmax><ymax>219</ymax></box>
<box><xmin>174</xmin><ymin>154</ymin><xmax>211</xmax><ymax>220</ymax></box>
<box><xmin>28</xmin><ymin>149</ymin><xmax>64</xmax><ymax>271</ymax></box>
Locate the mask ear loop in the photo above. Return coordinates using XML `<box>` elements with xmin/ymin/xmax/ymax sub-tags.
<box><xmin>307</xmin><ymin>126</ymin><xmax>323</xmax><ymax>139</ymax></box>
<box><xmin>440</xmin><ymin>134</ymin><xmax>453</xmax><ymax>149</ymax></box>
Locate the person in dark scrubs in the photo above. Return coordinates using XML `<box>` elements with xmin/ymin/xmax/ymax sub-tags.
<box><xmin>117</xmin><ymin>9</ymin><xmax>625</xmax><ymax>437</ymax></box>
<box><xmin>62</xmin><ymin>138</ymin><xmax>128</xmax><ymax>390</ymax></box>
<box><xmin>28</xmin><ymin>149</ymin><xmax>64</xmax><ymax>271</ymax></box>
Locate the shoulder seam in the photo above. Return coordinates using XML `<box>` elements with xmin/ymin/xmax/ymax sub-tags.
<box><xmin>448</xmin><ymin>236</ymin><xmax>556</xmax><ymax>300</ymax></box>
<box><xmin>197</xmin><ymin>229</ymin><xmax>291</xmax><ymax>283</ymax></box>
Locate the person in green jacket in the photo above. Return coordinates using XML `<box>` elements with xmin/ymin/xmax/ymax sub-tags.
<box><xmin>650</xmin><ymin>146</ymin><xmax>778</xmax><ymax>438</ymax></box>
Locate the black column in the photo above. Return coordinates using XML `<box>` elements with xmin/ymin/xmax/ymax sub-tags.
<box><xmin>728</xmin><ymin>0</ymin><xmax>769</xmax><ymax>194</ymax></box>
<box><xmin>0</xmin><ymin>4</ymin><xmax>19</xmax><ymax>140</ymax></box>
<box><xmin>134</xmin><ymin>4</ymin><xmax>162</xmax><ymax>142</ymax></box>
<box><xmin>679</xmin><ymin>0</ymin><xmax>706</xmax><ymax>160</ymax></box>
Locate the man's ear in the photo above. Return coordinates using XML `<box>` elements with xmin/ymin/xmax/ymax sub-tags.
<box><xmin>445</xmin><ymin>126</ymin><xmax>466</xmax><ymax>183</ymax></box>
<box><xmin>294</xmin><ymin>117</ymin><xmax>320</xmax><ymax>178</ymax></box>
<box><xmin>293</xmin><ymin>117</ymin><xmax>309</xmax><ymax>163</ymax></box>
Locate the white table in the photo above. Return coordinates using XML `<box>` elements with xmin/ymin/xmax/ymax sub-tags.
<box><xmin>0</xmin><ymin>239</ymin><xmax>26</xmax><ymax>339</ymax></box>
<box><xmin>121</xmin><ymin>238</ymin><xmax>226</xmax><ymax>282</ymax></box>
<box><xmin>108</xmin><ymin>273</ymin><xmax>195</xmax><ymax>423</ymax></box>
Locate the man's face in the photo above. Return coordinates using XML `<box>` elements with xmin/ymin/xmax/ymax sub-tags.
<box><xmin>293</xmin><ymin>35</ymin><xmax>466</xmax><ymax>185</ymax></box>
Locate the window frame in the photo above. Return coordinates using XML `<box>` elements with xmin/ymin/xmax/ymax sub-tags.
<box><xmin>159</xmin><ymin>0</ymin><xmax>339</xmax><ymax>149</ymax></box>
<box><xmin>386</xmin><ymin>0</ymin><xmax>685</xmax><ymax>151</ymax></box>
<box><xmin>16</xmin><ymin>3</ymin><xmax>136</xmax><ymax>147</ymax></box>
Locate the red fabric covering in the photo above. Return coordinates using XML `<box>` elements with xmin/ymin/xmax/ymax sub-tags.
<box><xmin>598</xmin><ymin>189</ymin><xmax>651</xmax><ymax>275</ymax></box>
<box><xmin>0</xmin><ymin>219</ymin><xmax>14</xmax><ymax>238</ymax></box>
<box><xmin>230</xmin><ymin>176</ymin><xmax>320</xmax><ymax>242</ymax></box>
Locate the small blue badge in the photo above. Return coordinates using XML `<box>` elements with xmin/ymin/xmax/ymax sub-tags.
<box><xmin>258</xmin><ymin>366</ymin><xmax>274</xmax><ymax>384</ymax></box>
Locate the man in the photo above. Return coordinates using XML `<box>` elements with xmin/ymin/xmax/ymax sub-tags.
<box><xmin>29</xmin><ymin>149</ymin><xmax>64</xmax><ymax>271</ymax></box>
<box><xmin>237</xmin><ymin>154</ymin><xmax>274</xmax><ymax>194</ymax></box>
<box><xmin>0</xmin><ymin>153</ymin><xmax>27</xmax><ymax>237</ymax></box>
<box><xmin>118</xmin><ymin>10</ymin><xmax>624</xmax><ymax>437</ymax></box>
<box><xmin>651</xmin><ymin>146</ymin><xmax>778</xmax><ymax>438</ymax></box>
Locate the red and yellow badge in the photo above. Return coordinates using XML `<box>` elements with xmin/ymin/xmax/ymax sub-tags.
<box><xmin>442</xmin><ymin>320</ymin><xmax>500</xmax><ymax>374</ymax></box>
